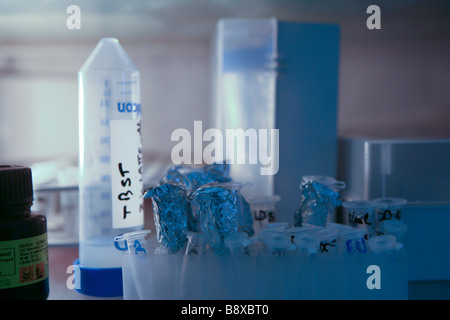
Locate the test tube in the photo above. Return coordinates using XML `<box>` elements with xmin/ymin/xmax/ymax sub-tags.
<box><xmin>180</xmin><ymin>231</ymin><xmax>208</xmax><ymax>299</ymax></box>
<box><xmin>114</xmin><ymin>230</ymin><xmax>150</xmax><ymax>299</ymax></box>
<box><xmin>247</xmin><ymin>195</ymin><xmax>281</xmax><ymax>235</ymax></box>
<box><xmin>224</xmin><ymin>232</ymin><xmax>261</xmax><ymax>299</ymax></box>
<box><xmin>78</xmin><ymin>38</ymin><xmax>144</xmax><ymax>296</ymax></box>
<box><xmin>372</xmin><ymin>198</ymin><xmax>407</xmax><ymax>235</ymax></box>
<box><xmin>342</xmin><ymin>200</ymin><xmax>377</xmax><ymax>239</ymax></box>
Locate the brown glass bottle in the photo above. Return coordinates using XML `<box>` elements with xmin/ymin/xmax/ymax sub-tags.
<box><xmin>0</xmin><ymin>166</ymin><xmax>49</xmax><ymax>300</ymax></box>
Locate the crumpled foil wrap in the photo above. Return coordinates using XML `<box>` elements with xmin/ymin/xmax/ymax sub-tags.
<box><xmin>191</xmin><ymin>182</ymin><xmax>254</xmax><ymax>253</ymax></box>
<box><xmin>295</xmin><ymin>179</ymin><xmax>343</xmax><ymax>227</ymax></box>
<box><xmin>145</xmin><ymin>164</ymin><xmax>252</xmax><ymax>254</ymax></box>
<box><xmin>144</xmin><ymin>184</ymin><xmax>189</xmax><ymax>254</ymax></box>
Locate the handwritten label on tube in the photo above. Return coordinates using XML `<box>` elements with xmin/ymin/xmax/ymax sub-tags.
<box><xmin>110</xmin><ymin>120</ymin><xmax>143</xmax><ymax>229</ymax></box>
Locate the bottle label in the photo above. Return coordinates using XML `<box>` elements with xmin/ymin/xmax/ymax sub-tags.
<box><xmin>110</xmin><ymin>119</ymin><xmax>144</xmax><ymax>229</ymax></box>
<box><xmin>0</xmin><ymin>233</ymin><xmax>48</xmax><ymax>289</ymax></box>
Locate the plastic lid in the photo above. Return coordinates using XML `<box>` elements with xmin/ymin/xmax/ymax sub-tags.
<box><xmin>264</xmin><ymin>222</ymin><xmax>288</xmax><ymax>231</ymax></box>
<box><xmin>384</xmin><ymin>220</ymin><xmax>408</xmax><ymax>236</ymax></box>
<box><xmin>80</xmin><ymin>37</ymin><xmax>138</xmax><ymax>72</ymax></box>
<box><xmin>285</xmin><ymin>226</ymin><xmax>304</xmax><ymax>235</ymax></box>
<box><xmin>114</xmin><ymin>230</ymin><xmax>151</xmax><ymax>254</ymax></box>
<box><xmin>313</xmin><ymin>227</ymin><xmax>338</xmax><ymax>241</ymax></box>
<box><xmin>297</xmin><ymin>223</ymin><xmax>323</xmax><ymax>232</ymax></box>
<box><xmin>247</xmin><ymin>195</ymin><xmax>281</xmax><ymax>205</ymax></box>
<box><xmin>367</xmin><ymin>235</ymin><xmax>402</xmax><ymax>253</ymax></box>
<box><xmin>342</xmin><ymin>200</ymin><xmax>377</xmax><ymax>210</ymax></box>
<box><xmin>293</xmin><ymin>232</ymin><xmax>320</xmax><ymax>253</ymax></box>
<box><xmin>258</xmin><ymin>230</ymin><xmax>296</xmax><ymax>251</ymax></box>
<box><xmin>0</xmin><ymin>165</ymin><xmax>33</xmax><ymax>209</ymax></box>
<box><xmin>339</xmin><ymin>227</ymin><xmax>366</xmax><ymax>239</ymax></box>
<box><xmin>372</xmin><ymin>198</ymin><xmax>408</xmax><ymax>208</ymax></box>
<box><xmin>224</xmin><ymin>232</ymin><xmax>249</xmax><ymax>249</ymax></box>
<box><xmin>74</xmin><ymin>259</ymin><xmax>123</xmax><ymax>298</ymax></box>
<box><xmin>327</xmin><ymin>222</ymin><xmax>354</xmax><ymax>233</ymax></box>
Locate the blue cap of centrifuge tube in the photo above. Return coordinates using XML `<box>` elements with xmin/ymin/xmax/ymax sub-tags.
<box><xmin>73</xmin><ymin>259</ymin><xmax>123</xmax><ymax>298</ymax></box>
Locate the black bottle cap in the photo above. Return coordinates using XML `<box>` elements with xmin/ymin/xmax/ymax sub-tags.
<box><xmin>0</xmin><ymin>165</ymin><xmax>34</xmax><ymax>209</ymax></box>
